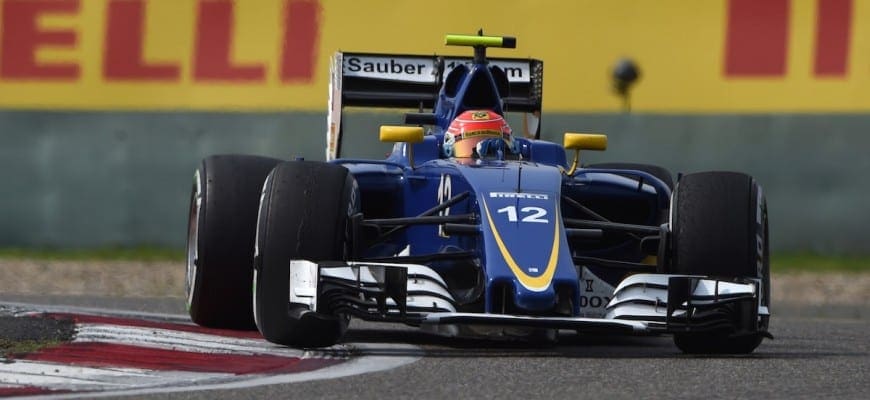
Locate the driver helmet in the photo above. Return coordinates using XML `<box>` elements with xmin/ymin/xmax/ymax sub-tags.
<box><xmin>442</xmin><ymin>110</ymin><xmax>516</xmax><ymax>158</ymax></box>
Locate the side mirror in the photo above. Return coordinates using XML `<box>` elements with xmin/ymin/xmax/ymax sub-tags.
<box><xmin>379</xmin><ymin>125</ymin><xmax>424</xmax><ymax>143</ymax></box>
<box><xmin>380</xmin><ymin>126</ymin><xmax>425</xmax><ymax>168</ymax></box>
<box><xmin>563</xmin><ymin>133</ymin><xmax>608</xmax><ymax>175</ymax></box>
<box><xmin>564</xmin><ymin>133</ymin><xmax>607</xmax><ymax>151</ymax></box>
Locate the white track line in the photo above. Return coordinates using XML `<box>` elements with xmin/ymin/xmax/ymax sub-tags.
<box><xmin>35</xmin><ymin>343</ymin><xmax>421</xmax><ymax>400</ymax></box>
<box><xmin>1</xmin><ymin>301</ymin><xmax>421</xmax><ymax>399</ymax></box>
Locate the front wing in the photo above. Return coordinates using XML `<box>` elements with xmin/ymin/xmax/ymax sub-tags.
<box><xmin>287</xmin><ymin>260</ymin><xmax>769</xmax><ymax>337</ymax></box>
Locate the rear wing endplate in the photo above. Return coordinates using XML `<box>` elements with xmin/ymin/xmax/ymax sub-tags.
<box><xmin>327</xmin><ymin>52</ymin><xmax>543</xmax><ymax>160</ymax></box>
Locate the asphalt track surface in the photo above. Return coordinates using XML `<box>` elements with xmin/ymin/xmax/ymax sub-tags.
<box><xmin>2</xmin><ymin>294</ymin><xmax>868</xmax><ymax>399</ymax></box>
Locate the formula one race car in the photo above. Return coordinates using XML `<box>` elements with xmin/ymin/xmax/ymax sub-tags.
<box><xmin>185</xmin><ymin>33</ymin><xmax>771</xmax><ymax>354</ymax></box>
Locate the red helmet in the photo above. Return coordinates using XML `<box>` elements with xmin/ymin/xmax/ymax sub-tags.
<box><xmin>442</xmin><ymin>110</ymin><xmax>514</xmax><ymax>158</ymax></box>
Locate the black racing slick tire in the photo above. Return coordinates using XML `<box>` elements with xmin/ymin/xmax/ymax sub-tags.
<box><xmin>587</xmin><ymin>162</ymin><xmax>674</xmax><ymax>190</ymax></box>
<box><xmin>186</xmin><ymin>154</ymin><xmax>282</xmax><ymax>330</ymax></box>
<box><xmin>253</xmin><ymin>161</ymin><xmax>356</xmax><ymax>348</ymax></box>
<box><xmin>669</xmin><ymin>171</ymin><xmax>770</xmax><ymax>354</ymax></box>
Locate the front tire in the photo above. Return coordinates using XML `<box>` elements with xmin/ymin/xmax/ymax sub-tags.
<box><xmin>669</xmin><ymin>171</ymin><xmax>770</xmax><ymax>354</ymax></box>
<box><xmin>186</xmin><ymin>155</ymin><xmax>282</xmax><ymax>329</ymax></box>
<box><xmin>253</xmin><ymin>161</ymin><xmax>356</xmax><ymax>347</ymax></box>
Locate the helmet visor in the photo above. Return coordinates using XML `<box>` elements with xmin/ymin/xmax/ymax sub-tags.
<box><xmin>452</xmin><ymin>129</ymin><xmax>503</xmax><ymax>157</ymax></box>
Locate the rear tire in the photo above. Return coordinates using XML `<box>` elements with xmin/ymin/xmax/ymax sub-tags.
<box><xmin>186</xmin><ymin>155</ymin><xmax>282</xmax><ymax>329</ymax></box>
<box><xmin>669</xmin><ymin>171</ymin><xmax>770</xmax><ymax>354</ymax></box>
<box><xmin>253</xmin><ymin>161</ymin><xmax>356</xmax><ymax>347</ymax></box>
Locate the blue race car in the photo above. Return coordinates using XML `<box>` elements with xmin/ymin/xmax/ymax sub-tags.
<box><xmin>185</xmin><ymin>34</ymin><xmax>771</xmax><ymax>354</ymax></box>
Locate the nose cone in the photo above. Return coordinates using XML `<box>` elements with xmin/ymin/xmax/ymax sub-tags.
<box><xmin>479</xmin><ymin>190</ymin><xmax>577</xmax><ymax>314</ymax></box>
<box><xmin>457</xmin><ymin>161</ymin><xmax>580</xmax><ymax>315</ymax></box>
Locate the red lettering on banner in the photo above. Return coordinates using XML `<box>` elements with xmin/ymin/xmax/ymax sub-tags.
<box><xmin>194</xmin><ymin>0</ymin><xmax>266</xmax><ymax>82</ymax></box>
<box><xmin>281</xmin><ymin>0</ymin><xmax>320</xmax><ymax>82</ymax></box>
<box><xmin>724</xmin><ymin>0</ymin><xmax>789</xmax><ymax>77</ymax></box>
<box><xmin>0</xmin><ymin>0</ymin><xmax>80</xmax><ymax>80</ymax></box>
<box><xmin>104</xmin><ymin>0</ymin><xmax>180</xmax><ymax>81</ymax></box>
<box><xmin>814</xmin><ymin>0</ymin><xmax>852</xmax><ymax>77</ymax></box>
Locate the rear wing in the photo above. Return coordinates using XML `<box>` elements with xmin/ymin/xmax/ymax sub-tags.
<box><xmin>327</xmin><ymin>52</ymin><xmax>543</xmax><ymax>160</ymax></box>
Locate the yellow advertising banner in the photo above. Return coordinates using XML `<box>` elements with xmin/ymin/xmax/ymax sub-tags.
<box><xmin>0</xmin><ymin>0</ymin><xmax>867</xmax><ymax>112</ymax></box>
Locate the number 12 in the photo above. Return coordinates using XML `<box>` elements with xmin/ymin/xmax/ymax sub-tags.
<box><xmin>496</xmin><ymin>206</ymin><xmax>549</xmax><ymax>223</ymax></box>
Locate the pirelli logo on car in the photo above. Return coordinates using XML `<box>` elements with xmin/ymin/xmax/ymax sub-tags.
<box><xmin>489</xmin><ymin>192</ymin><xmax>549</xmax><ymax>200</ymax></box>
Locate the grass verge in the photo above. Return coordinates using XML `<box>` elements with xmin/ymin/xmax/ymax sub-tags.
<box><xmin>771</xmin><ymin>253</ymin><xmax>869</xmax><ymax>273</ymax></box>
<box><xmin>0</xmin><ymin>248</ymin><xmax>866</xmax><ymax>272</ymax></box>
<box><xmin>0</xmin><ymin>247</ymin><xmax>184</xmax><ymax>262</ymax></box>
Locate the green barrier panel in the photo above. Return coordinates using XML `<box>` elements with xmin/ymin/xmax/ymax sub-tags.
<box><xmin>0</xmin><ymin>111</ymin><xmax>867</xmax><ymax>254</ymax></box>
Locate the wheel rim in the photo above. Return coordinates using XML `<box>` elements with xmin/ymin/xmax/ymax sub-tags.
<box><xmin>185</xmin><ymin>170</ymin><xmax>203</xmax><ymax>310</ymax></box>
<box><xmin>252</xmin><ymin>172</ymin><xmax>271</xmax><ymax>330</ymax></box>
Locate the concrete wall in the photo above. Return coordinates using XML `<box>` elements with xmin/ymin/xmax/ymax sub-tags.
<box><xmin>1</xmin><ymin>111</ymin><xmax>867</xmax><ymax>254</ymax></box>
